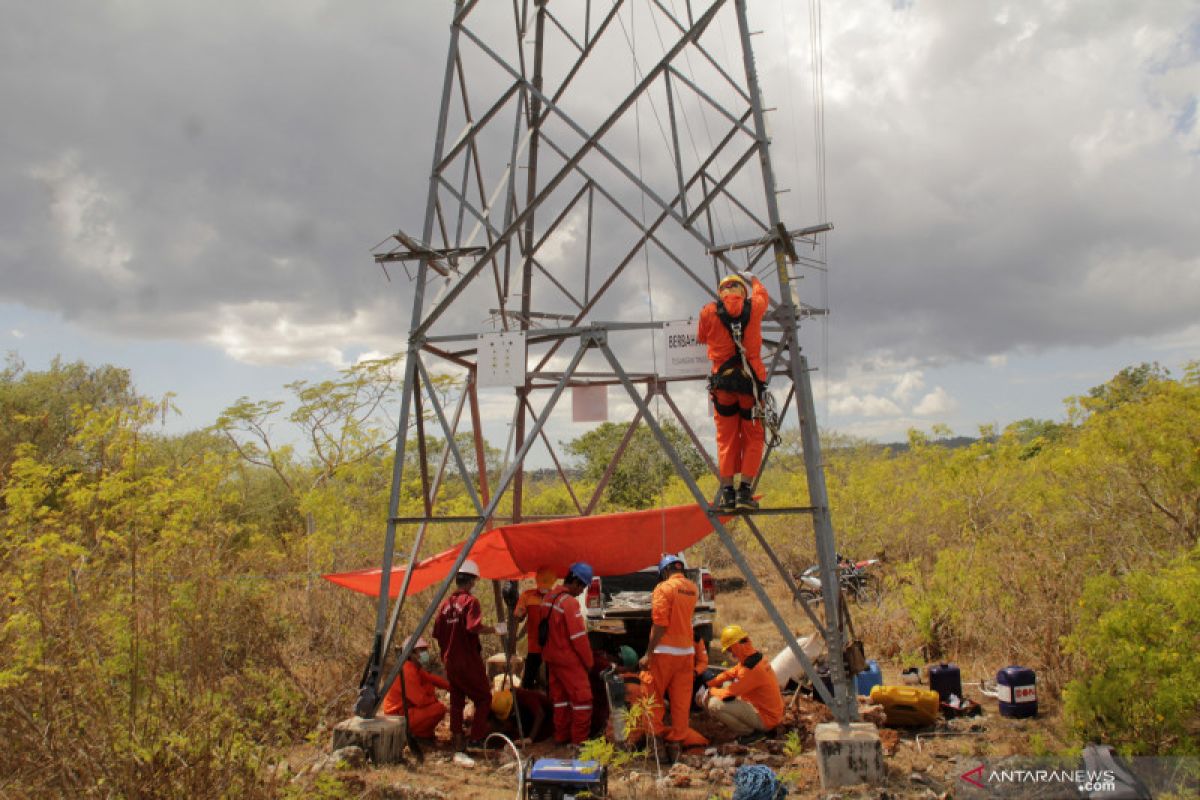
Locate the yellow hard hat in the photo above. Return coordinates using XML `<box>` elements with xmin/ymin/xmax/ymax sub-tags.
<box><xmin>491</xmin><ymin>689</ymin><xmax>514</xmax><ymax>720</ymax></box>
<box><xmin>718</xmin><ymin>273</ymin><xmax>749</xmax><ymax>294</ymax></box>
<box><xmin>719</xmin><ymin>624</ymin><xmax>750</xmax><ymax>651</ymax></box>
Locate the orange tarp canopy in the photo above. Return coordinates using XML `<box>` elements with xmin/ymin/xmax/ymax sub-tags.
<box><xmin>322</xmin><ymin>504</ymin><xmax>725</xmax><ymax>598</ymax></box>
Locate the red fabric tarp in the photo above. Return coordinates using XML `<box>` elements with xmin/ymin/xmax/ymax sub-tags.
<box><xmin>322</xmin><ymin>504</ymin><xmax>726</xmax><ymax>598</ymax></box>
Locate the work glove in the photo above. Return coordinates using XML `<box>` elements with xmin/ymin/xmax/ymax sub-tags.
<box><xmin>739</xmin><ymin>270</ymin><xmax>756</xmax><ymax>285</ymax></box>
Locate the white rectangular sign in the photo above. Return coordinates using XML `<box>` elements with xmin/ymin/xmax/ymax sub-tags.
<box><xmin>661</xmin><ymin>319</ymin><xmax>708</xmax><ymax>378</ymax></box>
<box><xmin>476</xmin><ymin>331</ymin><xmax>527</xmax><ymax>388</ymax></box>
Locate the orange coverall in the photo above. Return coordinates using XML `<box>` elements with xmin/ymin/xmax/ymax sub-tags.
<box><xmin>383</xmin><ymin>659</ymin><xmax>451</xmax><ymax>737</ymax></box>
<box><xmin>649</xmin><ymin>573</ymin><xmax>708</xmax><ymax>746</ymax></box>
<box><xmin>697</xmin><ymin>276</ymin><xmax>769</xmax><ymax>479</ymax></box>
<box><xmin>542</xmin><ymin>586</ymin><xmax>594</xmax><ymax>744</ymax></box>
<box><xmin>613</xmin><ymin>670</ymin><xmax>664</xmax><ymax>743</ymax></box>
<box><xmin>514</xmin><ymin>586</ymin><xmax>549</xmax><ymax>688</ymax></box>
<box><xmin>708</xmin><ymin>649</ymin><xmax>785</xmax><ymax>730</ymax></box>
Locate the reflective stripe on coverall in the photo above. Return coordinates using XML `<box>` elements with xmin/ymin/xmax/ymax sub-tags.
<box><xmin>542</xmin><ymin>586</ymin><xmax>594</xmax><ymax>744</ymax></box>
<box><xmin>432</xmin><ymin>589</ymin><xmax>492</xmax><ymax>741</ymax></box>
<box><xmin>649</xmin><ymin>573</ymin><xmax>708</xmax><ymax>746</ymax></box>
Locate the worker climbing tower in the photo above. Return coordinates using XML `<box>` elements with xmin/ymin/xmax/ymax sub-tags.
<box><xmin>354</xmin><ymin>0</ymin><xmax>864</xmax><ymax>740</ymax></box>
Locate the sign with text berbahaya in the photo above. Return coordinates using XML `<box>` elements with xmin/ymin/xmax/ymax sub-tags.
<box><xmin>661</xmin><ymin>319</ymin><xmax>708</xmax><ymax>378</ymax></box>
<box><xmin>476</xmin><ymin>331</ymin><xmax>527</xmax><ymax>388</ymax></box>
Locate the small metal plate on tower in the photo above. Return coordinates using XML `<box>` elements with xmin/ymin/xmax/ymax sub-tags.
<box><xmin>477</xmin><ymin>331</ymin><xmax>527</xmax><ymax>388</ymax></box>
<box><xmin>661</xmin><ymin>319</ymin><xmax>708</xmax><ymax>378</ymax></box>
<box><xmin>572</xmin><ymin>384</ymin><xmax>608</xmax><ymax>422</ymax></box>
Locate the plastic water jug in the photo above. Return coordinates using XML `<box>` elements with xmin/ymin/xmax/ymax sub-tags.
<box><xmin>855</xmin><ymin>660</ymin><xmax>883</xmax><ymax>696</ymax></box>
<box><xmin>928</xmin><ymin>662</ymin><xmax>962</xmax><ymax>702</ymax></box>
<box><xmin>869</xmin><ymin>684</ymin><xmax>939</xmax><ymax>727</ymax></box>
<box><xmin>996</xmin><ymin>665</ymin><xmax>1037</xmax><ymax>718</ymax></box>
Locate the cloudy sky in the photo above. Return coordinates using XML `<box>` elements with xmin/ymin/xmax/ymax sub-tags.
<box><xmin>3</xmin><ymin>0</ymin><xmax>1198</xmax><ymax>452</ymax></box>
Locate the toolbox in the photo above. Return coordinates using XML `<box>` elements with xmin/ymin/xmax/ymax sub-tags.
<box><xmin>526</xmin><ymin>758</ymin><xmax>607</xmax><ymax>799</ymax></box>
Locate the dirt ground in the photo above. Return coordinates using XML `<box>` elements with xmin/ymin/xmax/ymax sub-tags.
<box><xmin>279</xmin><ymin>672</ymin><xmax>1067</xmax><ymax>799</ymax></box>
<box><xmin>282</xmin><ymin>583</ymin><xmax>1069</xmax><ymax>798</ymax></box>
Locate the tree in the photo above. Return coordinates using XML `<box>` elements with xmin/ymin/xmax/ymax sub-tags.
<box><xmin>1078</xmin><ymin>362</ymin><xmax>1170</xmax><ymax>415</ymax></box>
<box><xmin>0</xmin><ymin>355</ymin><xmax>141</xmax><ymax>503</ymax></box>
<box><xmin>563</xmin><ymin>419</ymin><xmax>706</xmax><ymax>509</ymax></box>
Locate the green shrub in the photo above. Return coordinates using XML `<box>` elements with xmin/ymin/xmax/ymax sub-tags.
<box><xmin>1063</xmin><ymin>546</ymin><xmax>1200</xmax><ymax>755</ymax></box>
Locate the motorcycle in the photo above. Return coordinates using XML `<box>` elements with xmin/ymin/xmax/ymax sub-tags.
<box><xmin>796</xmin><ymin>554</ymin><xmax>882</xmax><ymax>605</ymax></box>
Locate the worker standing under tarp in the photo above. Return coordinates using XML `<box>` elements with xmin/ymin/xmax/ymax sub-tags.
<box><xmin>704</xmin><ymin>625</ymin><xmax>784</xmax><ymax>744</ymax></box>
<box><xmin>691</xmin><ymin>625</ymin><xmax>710</xmax><ymax>710</ymax></box>
<box><xmin>640</xmin><ymin>554</ymin><xmax>709</xmax><ymax>748</ymax></box>
<box><xmin>698</xmin><ymin>272</ymin><xmax>769</xmax><ymax>512</ymax></box>
<box><xmin>542</xmin><ymin>562</ymin><xmax>595</xmax><ymax>745</ymax></box>
<box><xmin>382</xmin><ymin>636</ymin><xmax>450</xmax><ymax>740</ymax></box>
<box><xmin>512</xmin><ymin>566</ymin><xmax>557</xmax><ymax>690</ymax></box>
<box><xmin>432</xmin><ymin>559</ymin><xmax>504</xmax><ymax>758</ymax></box>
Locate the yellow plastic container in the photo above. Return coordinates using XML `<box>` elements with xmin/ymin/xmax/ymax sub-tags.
<box><xmin>869</xmin><ymin>684</ymin><xmax>940</xmax><ymax>727</ymax></box>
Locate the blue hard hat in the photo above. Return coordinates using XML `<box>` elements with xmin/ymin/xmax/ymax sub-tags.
<box><xmin>658</xmin><ymin>553</ymin><xmax>685</xmax><ymax>573</ymax></box>
<box><xmin>567</xmin><ymin>562</ymin><xmax>594</xmax><ymax>585</ymax></box>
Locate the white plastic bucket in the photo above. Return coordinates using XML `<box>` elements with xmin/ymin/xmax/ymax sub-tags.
<box><xmin>770</xmin><ymin>635</ymin><xmax>823</xmax><ymax>688</ymax></box>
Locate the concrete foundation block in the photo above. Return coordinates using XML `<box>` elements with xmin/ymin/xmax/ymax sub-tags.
<box><xmin>814</xmin><ymin>722</ymin><xmax>885</xmax><ymax>789</ymax></box>
<box><xmin>332</xmin><ymin>715</ymin><xmax>407</xmax><ymax>764</ymax></box>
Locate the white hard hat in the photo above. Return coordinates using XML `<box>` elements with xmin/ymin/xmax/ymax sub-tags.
<box><xmin>403</xmin><ymin>635</ymin><xmax>429</xmax><ymax>650</ymax></box>
<box><xmin>459</xmin><ymin>559</ymin><xmax>481</xmax><ymax>577</ymax></box>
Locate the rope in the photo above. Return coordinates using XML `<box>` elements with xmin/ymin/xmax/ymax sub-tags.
<box><xmin>732</xmin><ymin>764</ymin><xmax>788</xmax><ymax>800</ymax></box>
<box><xmin>727</xmin><ymin>308</ymin><xmax>782</xmax><ymax>448</ymax></box>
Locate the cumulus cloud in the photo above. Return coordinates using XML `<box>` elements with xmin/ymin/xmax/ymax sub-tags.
<box><xmin>891</xmin><ymin>371</ymin><xmax>925</xmax><ymax>403</ymax></box>
<box><xmin>1</xmin><ymin>0</ymin><xmax>1197</xmax><ymax>442</ymax></box>
<box><xmin>913</xmin><ymin>387</ymin><xmax>959</xmax><ymax>417</ymax></box>
<box><xmin>830</xmin><ymin>394</ymin><xmax>903</xmax><ymax>417</ymax></box>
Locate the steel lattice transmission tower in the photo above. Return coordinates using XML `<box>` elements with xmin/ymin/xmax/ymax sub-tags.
<box><xmin>355</xmin><ymin>0</ymin><xmax>857</xmax><ymax>726</ymax></box>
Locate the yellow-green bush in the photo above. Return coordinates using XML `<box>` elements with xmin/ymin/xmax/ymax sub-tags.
<box><xmin>1063</xmin><ymin>545</ymin><xmax>1200</xmax><ymax>756</ymax></box>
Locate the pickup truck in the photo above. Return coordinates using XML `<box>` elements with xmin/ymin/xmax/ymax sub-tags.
<box><xmin>584</xmin><ymin>566</ymin><xmax>718</xmax><ymax>652</ymax></box>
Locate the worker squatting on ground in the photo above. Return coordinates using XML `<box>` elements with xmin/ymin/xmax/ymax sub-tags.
<box><xmin>512</xmin><ymin>565</ymin><xmax>557</xmax><ymax>690</ymax></box>
<box><xmin>431</xmin><ymin>559</ymin><xmax>504</xmax><ymax>757</ymax></box>
<box><xmin>382</xmin><ymin>636</ymin><xmax>450</xmax><ymax>740</ymax></box>
<box><xmin>697</xmin><ymin>272</ymin><xmax>769</xmax><ymax>512</ymax></box>
<box><xmin>541</xmin><ymin>562</ymin><xmax>595</xmax><ymax>745</ymax></box>
<box><xmin>640</xmin><ymin>554</ymin><xmax>709</xmax><ymax>748</ymax></box>
<box><xmin>704</xmin><ymin>624</ymin><xmax>784</xmax><ymax>744</ymax></box>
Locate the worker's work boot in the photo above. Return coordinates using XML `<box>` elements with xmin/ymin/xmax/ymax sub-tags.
<box><xmin>713</xmin><ymin>485</ymin><xmax>736</xmax><ymax>512</ymax></box>
<box><xmin>735</xmin><ymin>482</ymin><xmax>759</xmax><ymax>510</ymax></box>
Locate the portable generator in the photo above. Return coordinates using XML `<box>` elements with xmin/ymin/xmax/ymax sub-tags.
<box><xmin>525</xmin><ymin>758</ymin><xmax>607</xmax><ymax>799</ymax></box>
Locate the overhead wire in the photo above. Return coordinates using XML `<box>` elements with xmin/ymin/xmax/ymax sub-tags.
<box><xmin>631</xmin><ymin>2</ymin><xmax>670</xmax><ymax>555</ymax></box>
<box><xmin>807</xmin><ymin>0</ymin><xmax>831</xmax><ymax>426</ymax></box>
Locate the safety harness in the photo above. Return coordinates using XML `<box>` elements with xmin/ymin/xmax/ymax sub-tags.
<box><xmin>706</xmin><ymin>297</ymin><xmax>782</xmax><ymax>447</ymax></box>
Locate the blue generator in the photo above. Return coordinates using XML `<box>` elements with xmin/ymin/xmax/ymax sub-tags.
<box><xmin>526</xmin><ymin>758</ymin><xmax>608</xmax><ymax>799</ymax></box>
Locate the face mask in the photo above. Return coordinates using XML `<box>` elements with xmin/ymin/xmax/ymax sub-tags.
<box><xmin>417</xmin><ymin>651</ymin><xmax>434</xmax><ymax>667</ymax></box>
<box><xmin>721</xmin><ymin>293</ymin><xmax>745</xmax><ymax>318</ymax></box>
